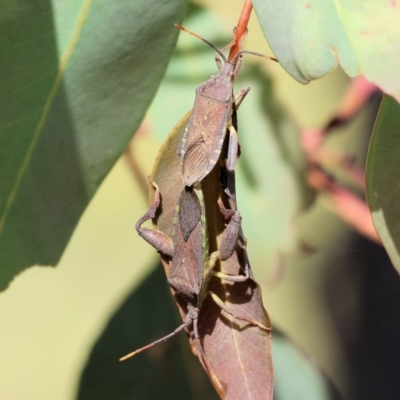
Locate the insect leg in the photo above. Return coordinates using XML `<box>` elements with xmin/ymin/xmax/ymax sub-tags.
<box><xmin>215</xmin><ymin>54</ymin><xmax>224</xmax><ymax>72</ymax></box>
<box><xmin>208</xmin><ymin>291</ymin><xmax>271</xmax><ymax>331</ymax></box>
<box><xmin>234</xmin><ymin>86</ymin><xmax>251</xmax><ymax>110</ymax></box>
<box><xmin>212</xmin><ymin>239</ymin><xmax>250</xmax><ymax>283</ymax></box>
<box><xmin>135</xmin><ymin>180</ymin><xmax>174</xmax><ymax>257</ymax></box>
<box><xmin>226</xmin><ymin>122</ymin><xmax>239</xmax><ymax>172</ymax></box>
<box><xmin>205</xmin><ymin>199</ymin><xmax>249</xmax><ymax>282</ymax></box>
<box><xmin>232</xmin><ymin>53</ymin><xmax>243</xmax><ymax>77</ymax></box>
<box><xmin>119</xmin><ymin>312</ymin><xmax>193</xmax><ymax>361</ymax></box>
<box><xmin>207</xmin><ymin>200</ymin><xmax>240</xmax><ymax>262</ymax></box>
<box><xmin>219</xmin><ymin>39</ymin><xmax>235</xmax><ymax>53</ymax></box>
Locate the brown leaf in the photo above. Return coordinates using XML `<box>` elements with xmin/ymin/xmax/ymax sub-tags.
<box><xmin>149</xmin><ymin>112</ymin><xmax>273</xmax><ymax>399</ymax></box>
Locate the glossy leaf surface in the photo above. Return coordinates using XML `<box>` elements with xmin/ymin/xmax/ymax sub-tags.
<box><xmin>0</xmin><ymin>0</ymin><xmax>187</xmax><ymax>290</ymax></box>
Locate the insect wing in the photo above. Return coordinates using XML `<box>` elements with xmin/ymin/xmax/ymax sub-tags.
<box><xmin>168</xmin><ymin>211</ymin><xmax>203</xmax><ymax>302</ymax></box>
<box><xmin>180</xmin><ymin>74</ymin><xmax>233</xmax><ymax>186</ymax></box>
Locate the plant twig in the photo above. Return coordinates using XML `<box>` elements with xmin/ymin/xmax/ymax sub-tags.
<box><xmin>228</xmin><ymin>0</ymin><xmax>253</xmax><ymax>62</ymax></box>
<box><xmin>298</xmin><ymin>76</ymin><xmax>383</xmax><ymax>242</ymax></box>
<box><xmin>306</xmin><ymin>148</ymin><xmax>366</xmax><ymax>191</ymax></box>
<box><xmin>306</xmin><ymin>166</ymin><xmax>380</xmax><ymax>243</ymax></box>
<box><xmin>324</xmin><ymin>77</ymin><xmax>380</xmax><ymax>133</ymax></box>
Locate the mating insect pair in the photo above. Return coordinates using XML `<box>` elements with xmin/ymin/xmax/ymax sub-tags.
<box><xmin>120</xmin><ymin>25</ymin><xmax>276</xmax><ymax>363</ymax></box>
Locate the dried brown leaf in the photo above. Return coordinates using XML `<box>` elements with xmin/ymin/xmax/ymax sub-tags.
<box><xmin>149</xmin><ymin>112</ymin><xmax>273</xmax><ymax>399</ymax></box>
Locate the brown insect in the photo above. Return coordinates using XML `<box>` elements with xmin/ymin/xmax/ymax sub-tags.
<box><xmin>176</xmin><ymin>25</ymin><xmax>277</xmax><ymax>187</ymax></box>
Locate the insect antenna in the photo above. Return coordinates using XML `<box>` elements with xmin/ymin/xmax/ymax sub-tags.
<box><xmin>174</xmin><ymin>24</ymin><xmax>227</xmax><ymax>63</ymax></box>
<box><xmin>242</xmin><ymin>49</ymin><xmax>278</xmax><ymax>62</ymax></box>
<box><xmin>175</xmin><ymin>24</ymin><xmax>278</xmax><ymax>64</ymax></box>
<box><xmin>119</xmin><ymin>316</ymin><xmax>192</xmax><ymax>361</ymax></box>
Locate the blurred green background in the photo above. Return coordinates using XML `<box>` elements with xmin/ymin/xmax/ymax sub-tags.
<box><xmin>1</xmin><ymin>1</ymin><xmax>399</xmax><ymax>399</ymax></box>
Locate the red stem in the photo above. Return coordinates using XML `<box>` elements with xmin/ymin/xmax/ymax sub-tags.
<box><xmin>228</xmin><ymin>0</ymin><xmax>253</xmax><ymax>62</ymax></box>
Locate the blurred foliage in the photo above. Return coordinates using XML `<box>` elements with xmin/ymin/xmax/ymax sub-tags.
<box><xmin>273</xmin><ymin>331</ymin><xmax>343</xmax><ymax>400</ymax></box>
<box><xmin>1</xmin><ymin>1</ymin><xmax>400</xmax><ymax>400</ymax></box>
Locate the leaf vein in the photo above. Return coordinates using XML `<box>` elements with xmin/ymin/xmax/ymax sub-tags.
<box><xmin>0</xmin><ymin>0</ymin><xmax>94</xmax><ymax>233</ymax></box>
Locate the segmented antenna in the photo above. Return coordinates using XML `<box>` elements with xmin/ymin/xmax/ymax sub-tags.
<box><xmin>242</xmin><ymin>50</ymin><xmax>278</xmax><ymax>62</ymax></box>
<box><xmin>174</xmin><ymin>24</ymin><xmax>227</xmax><ymax>63</ymax></box>
<box><xmin>174</xmin><ymin>24</ymin><xmax>278</xmax><ymax>64</ymax></box>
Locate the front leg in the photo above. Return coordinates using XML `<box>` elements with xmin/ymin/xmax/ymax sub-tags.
<box><xmin>226</xmin><ymin>87</ymin><xmax>250</xmax><ymax>172</ymax></box>
<box><xmin>226</xmin><ymin>120</ymin><xmax>239</xmax><ymax>173</ymax></box>
<box><xmin>234</xmin><ymin>86</ymin><xmax>250</xmax><ymax>110</ymax></box>
<box><xmin>136</xmin><ymin>180</ymin><xmax>174</xmax><ymax>258</ymax></box>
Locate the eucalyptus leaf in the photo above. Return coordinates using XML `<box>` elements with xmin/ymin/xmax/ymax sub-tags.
<box><xmin>253</xmin><ymin>0</ymin><xmax>400</xmax><ymax>102</ymax></box>
<box><xmin>0</xmin><ymin>0</ymin><xmax>187</xmax><ymax>290</ymax></box>
<box><xmin>366</xmin><ymin>95</ymin><xmax>400</xmax><ymax>272</ymax></box>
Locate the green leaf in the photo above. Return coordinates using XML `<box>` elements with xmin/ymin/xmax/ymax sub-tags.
<box><xmin>0</xmin><ymin>0</ymin><xmax>187</xmax><ymax>290</ymax></box>
<box><xmin>366</xmin><ymin>95</ymin><xmax>400</xmax><ymax>272</ymax></box>
<box><xmin>273</xmin><ymin>331</ymin><xmax>341</xmax><ymax>400</ymax></box>
<box><xmin>253</xmin><ymin>0</ymin><xmax>400</xmax><ymax>101</ymax></box>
